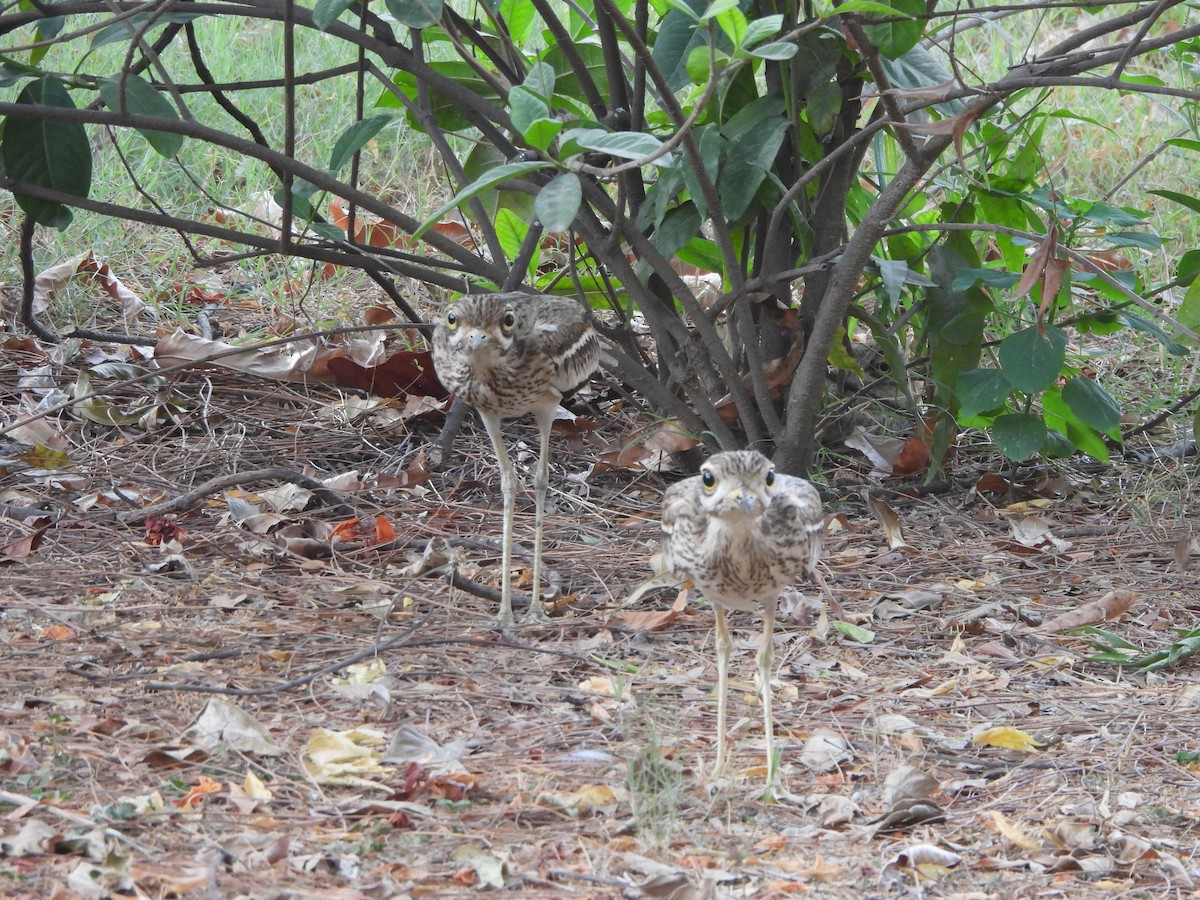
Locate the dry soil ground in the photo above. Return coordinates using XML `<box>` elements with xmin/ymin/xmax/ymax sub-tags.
<box><xmin>2</xmin><ymin>356</ymin><xmax>1200</xmax><ymax>899</ymax></box>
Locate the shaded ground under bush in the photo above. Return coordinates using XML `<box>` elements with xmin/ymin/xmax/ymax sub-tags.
<box><xmin>2</xmin><ymin>359</ymin><xmax>1199</xmax><ymax>898</ymax></box>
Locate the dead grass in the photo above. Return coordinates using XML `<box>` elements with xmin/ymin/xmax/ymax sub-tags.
<box><xmin>2</xmin><ymin>347</ymin><xmax>1200</xmax><ymax>898</ymax></box>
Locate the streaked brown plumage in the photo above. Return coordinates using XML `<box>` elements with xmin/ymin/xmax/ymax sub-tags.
<box><xmin>661</xmin><ymin>450</ymin><xmax>824</xmax><ymax>781</ymax></box>
<box><xmin>432</xmin><ymin>292</ymin><xmax>601</xmax><ymax>626</ymax></box>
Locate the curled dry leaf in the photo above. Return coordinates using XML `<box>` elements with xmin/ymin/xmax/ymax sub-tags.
<box><xmin>866</xmin><ymin>495</ymin><xmax>910</xmax><ymax>550</ymax></box>
<box><xmin>185</xmin><ymin>699</ymin><xmax>282</xmax><ymax>756</ymax></box>
<box><xmin>972</xmin><ymin>726</ymin><xmax>1044</xmax><ymax>752</ymax></box>
<box><xmin>1034</xmin><ymin>589</ymin><xmax>1136</xmax><ymax>633</ymax></box>
<box><xmin>1008</xmin><ymin>516</ymin><xmax>1071</xmax><ymax>551</ymax></box>
<box><xmin>989</xmin><ymin>809</ymin><xmax>1042</xmax><ymax>851</ymax></box>
<box><xmin>845</xmin><ymin>427</ymin><xmax>905</xmax><ymax>474</ymax></box>
<box><xmin>798</xmin><ymin>728</ymin><xmax>852</xmax><ymax>772</ymax></box>
<box><xmin>155</xmin><ymin>329</ymin><xmax>321</xmax><ymax>382</ymax></box>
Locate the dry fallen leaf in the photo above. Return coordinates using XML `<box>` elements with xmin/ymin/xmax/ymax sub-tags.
<box><xmin>866</xmin><ymin>495</ymin><xmax>910</xmax><ymax>550</ymax></box>
<box><xmin>972</xmin><ymin>726</ymin><xmax>1044</xmax><ymax>752</ymax></box>
<box><xmin>989</xmin><ymin>809</ymin><xmax>1042</xmax><ymax>851</ymax></box>
<box><xmin>1035</xmin><ymin>589</ymin><xmax>1136</xmax><ymax>633</ymax></box>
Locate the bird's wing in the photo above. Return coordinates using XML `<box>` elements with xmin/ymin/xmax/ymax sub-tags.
<box><xmin>660</xmin><ymin>479</ymin><xmax>703</xmax><ymax>574</ymax></box>
<box><xmin>765</xmin><ymin>474</ymin><xmax>824</xmax><ymax>572</ymax></box>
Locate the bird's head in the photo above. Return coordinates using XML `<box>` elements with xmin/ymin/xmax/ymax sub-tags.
<box><xmin>440</xmin><ymin>296</ymin><xmax>520</xmax><ymax>361</ymax></box>
<box><xmin>696</xmin><ymin>450</ymin><xmax>777</xmax><ymax>522</ymax></box>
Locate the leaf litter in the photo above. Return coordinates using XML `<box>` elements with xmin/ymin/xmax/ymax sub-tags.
<box><xmin>2</xmin><ymin>349</ymin><xmax>1200</xmax><ymax>896</ymax></box>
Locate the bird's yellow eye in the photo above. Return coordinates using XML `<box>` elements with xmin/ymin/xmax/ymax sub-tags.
<box><xmin>501</xmin><ymin>309</ymin><xmax>516</xmax><ymax>331</ymax></box>
<box><xmin>445</xmin><ymin>310</ymin><xmax>458</xmax><ymax>329</ymax></box>
<box><xmin>765</xmin><ymin>468</ymin><xmax>775</xmax><ymax>488</ymax></box>
<box><xmin>701</xmin><ymin>469</ymin><xmax>717</xmax><ymax>492</ymax></box>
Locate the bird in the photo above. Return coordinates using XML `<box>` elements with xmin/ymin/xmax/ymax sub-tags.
<box><xmin>661</xmin><ymin>449</ymin><xmax>824</xmax><ymax>783</ymax></box>
<box><xmin>431</xmin><ymin>292</ymin><xmax>602</xmax><ymax>627</ymax></box>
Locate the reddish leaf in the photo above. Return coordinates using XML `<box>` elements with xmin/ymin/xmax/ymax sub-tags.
<box><xmin>375</xmin><ymin>515</ymin><xmax>396</xmax><ymax>543</ymax></box>
<box><xmin>326</xmin><ymin>349</ymin><xmax>448</xmax><ymax>399</ymax></box>
<box><xmin>892</xmin><ymin>433</ymin><xmax>931</xmax><ymax>475</ymax></box>
<box><xmin>0</xmin><ymin>525</ymin><xmax>48</xmax><ymax>561</ymax></box>
<box><xmin>329</xmin><ymin>518</ymin><xmax>361</xmax><ymax>542</ymax></box>
<box><xmin>975</xmin><ymin>473</ymin><xmax>1012</xmax><ymax>494</ymax></box>
<box><xmin>1012</xmin><ymin>221</ymin><xmax>1058</xmax><ymax>304</ymax></box>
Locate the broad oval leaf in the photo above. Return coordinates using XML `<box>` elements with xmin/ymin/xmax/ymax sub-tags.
<box><xmin>2</xmin><ymin>75</ymin><xmax>92</xmax><ymax>227</ymax></box>
<box><xmin>313</xmin><ymin>0</ymin><xmax>355</xmax><ymax>30</ymax></box>
<box><xmin>385</xmin><ymin>0</ymin><xmax>443</xmax><ymax>29</ymax></box>
<box><xmin>956</xmin><ymin>368</ymin><xmax>1011</xmax><ymax>419</ymax></box>
<box><xmin>509</xmin><ymin>86</ymin><xmax>550</xmax><ymax>135</ymax></box>
<box><xmin>750</xmin><ymin>41</ymin><xmax>799</xmax><ymax>60</ymax></box>
<box><xmin>862</xmin><ymin>0</ymin><xmax>924</xmax><ymax>59</ymax></box>
<box><xmin>1062</xmin><ymin>376</ymin><xmax>1121</xmax><ymax>432</ymax></box>
<box><xmin>997</xmin><ymin>325</ymin><xmax>1066</xmax><ymax>394</ymax></box>
<box><xmin>414</xmin><ymin>160</ymin><xmax>550</xmax><ymax>238</ymax></box>
<box><xmin>500</xmin><ymin>0</ymin><xmax>537</xmax><ymax>45</ymax></box>
<box><xmin>98</xmin><ymin>74</ymin><xmax>183</xmax><ymax>158</ymax></box>
<box><xmin>1104</xmin><ymin>231</ymin><xmax>1163</xmax><ymax>250</ymax></box>
<box><xmin>535</xmin><ymin>173</ymin><xmax>582</xmax><ymax>233</ymax></box>
<box><xmin>992</xmin><ymin>413</ymin><xmax>1048</xmax><ymax>462</ymax></box>
<box><xmin>742</xmin><ymin>14</ymin><xmax>784</xmax><ymax>47</ymax></box>
<box><xmin>565</xmin><ymin>128</ymin><xmax>674</xmax><ymax>166</ymax></box>
<box><xmin>329</xmin><ymin>116</ymin><xmax>392</xmax><ymax>174</ymax></box>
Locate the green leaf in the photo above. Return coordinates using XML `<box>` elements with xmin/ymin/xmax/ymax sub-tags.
<box><xmin>312</xmin><ymin>0</ymin><xmax>354</xmax><ymax>30</ymax></box>
<box><xmin>1117</xmin><ymin>311</ymin><xmax>1191</xmax><ymax>356</ymax></box>
<box><xmin>493</xmin><ymin>207</ymin><xmax>530</xmax><ymax>272</ymax></box>
<box><xmin>951</xmin><ymin>267</ymin><xmax>1020</xmax><ymax>292</ymax></box>
<box><xmin>1150</xmin><ymin>188</ymin><xmax>1200</xmax><ymax>217</ymax></box>
<box><xmin>998</xmin><ymin>325</ymin><xmax>1067</xmax><ymax>394</ymax></box>
<box><xmin>508</xmin><ymin>86</ymin><xmax>550</xmax><ymax>135</ymax></box>
<box><xmin>719</xmin><ymin>113</ymin><xmax>789</xmax><ymax>220</ymax></box>
<box><xmin>1104</xmin><ymin>231</ymin><xmax>1162</xmax><ymax>250</ymax></box>
<box><xmin>91</xmin><ymin>12</ymin><xmax>206</xmax><ymax>48</ymax></box>
<box><xmin>675</xmin><ymin>236</ymin><xmax>723</xmax><ymax>273</ymax></box>
<box><xmin>830</xmin><ymin>0</ymin><xmax>905</xmax><ymax>14</ymax></box>
<box><xmin>97</xmin><ymin>74</ymin><xmax>183</xmax><ymax>158</ymax></box>
<box><xmin>651</xmin><ymin>201</ymin><xmax>702</xmax><ymax>264</ymax></box>
<box><xmin>385</xmin><ymin>0</ymin><xmax>443</xmax><ymax>28</ymax></box>
<box><xmin>742</xmin><ymin>14</ymin><xmax>784</xmax><ymax>47</ymax></box>
<box><xmin>328</xmin><ymin>115</ymin><xmax>391</xmax><ymax>174</ymax></box>
<box><xmin>522</xmin><ymin>61</ymin><xmax>556</xmax><ymax>101</ymax></box>
<box><xmin>653</xmin><ymin>1</ymin><xmax>708</xmax><ymax>90</ymax></box>
<box><xmin>749</xmin><ymin>41</ymin><xmax>798</xmax><ymax>60</ymax></box>
<box><xmin>1174</xmin><ymin>276</ymin><xmax>1200</xmax><ymax>345</ymax></box>
<box><xmin>523</xmin><ymin>118</ymin><xmax>564</xmax><ymax>152</ymax></box>
<box><xmin>500</xmin><ymin>0</ymin><xmax>537</xmax><ymax>45</ymax></box>
<box><xmin>957</xmin><ymin>368</ymin><xmax>1012</xmax><ymax>418</ymax></box>
<box><xmin>833</xmin><ymin>621</ymin><xmax>875</xmax><ymax>643</ymax></box>
<box><xmin>2</xmin><ymin>76</ymin><xmax>92</xmax><ymax>228</ymax></box>
<box><xmin>564</xmin><ymin>128</ymin><xmax>673</xmax><ymax>166</ymax></box>
<box><xmin>1062</xmin><ymin>376</ymin><xmax>1121</xmax><ymax>431</ymax></box>
<box><xmin>1178</xmin><ymin>249</ymin><xmax>1200</xmax><ymax>286</ymax></box>
<box><xmin>701</xmin><ymin>0</ymin><xmax>741</xmax><ymax>20</ymax></box>
<box><xmin>992</xmin><ymin>413</ymin><xmax>1048</xmax><ymax>461</ymax></box>
<box><xmin>862</xmin><ymin>0</ymin><xmax>924</xmax><ymax>59</ymax></box>
<box><xmin>1080</xmin><ymin>201</ymin><xmax>1147</xmax><ymax>228</ymax></box>
<box><xmin>534</xmin><ymin>173</ymin><xmax>582</xmax><ymax>233</ymax></box>
<box><xmin>715</xmin><ymin>7</ymin><xmax>747</xmax><ymax>46</ymax></box>
<box><xmin>414</xmin><ymin>161</ymin><xmax>550</xmax><ymax>238</ymax></box>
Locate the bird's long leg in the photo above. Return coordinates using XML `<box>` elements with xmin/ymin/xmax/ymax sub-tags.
<box><xmin>713</xmin><ymin>603</ymin><xmax>732</xmax><ymax>778</ymax></box>
<box><xmin>759</xmin><ymin>597</ymin><xmax>778</xmax><ymax>784</ymax></box>
<box><xmin>479</xmin><ymin>411</ymin><xmax>516</xmax><ymax>628</ymax></box>
<box><xmin>524</xmin><ymin>407</ymin><xmax>556</xmax><ymax>623</ymax></box>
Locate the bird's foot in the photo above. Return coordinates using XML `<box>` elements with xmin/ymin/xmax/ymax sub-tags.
<box><xmin>521</xmin><ymin>599</ymin><xmax>554</xmax><ymax>624</ymax></box>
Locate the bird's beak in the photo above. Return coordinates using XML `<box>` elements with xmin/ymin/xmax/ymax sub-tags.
<box><xmin>465</xmin><ymin>328</ymin><xmax>489</xmax><ymax>350</ymax></box>
<box><xmin>726</xmin><ymin>488</ymin><xmax>759</xmax><ymax>517</ymax></box>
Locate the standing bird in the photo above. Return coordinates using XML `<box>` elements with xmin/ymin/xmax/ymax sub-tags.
<box><xmin>431</xmin><ymin>292</ymin><xmax>602</xmax><ymax>627</ymax></box>
<box><xmin>661</xmin><ymin>450</ymin><xmax>824</xmax><ymax>782</ymax></box>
